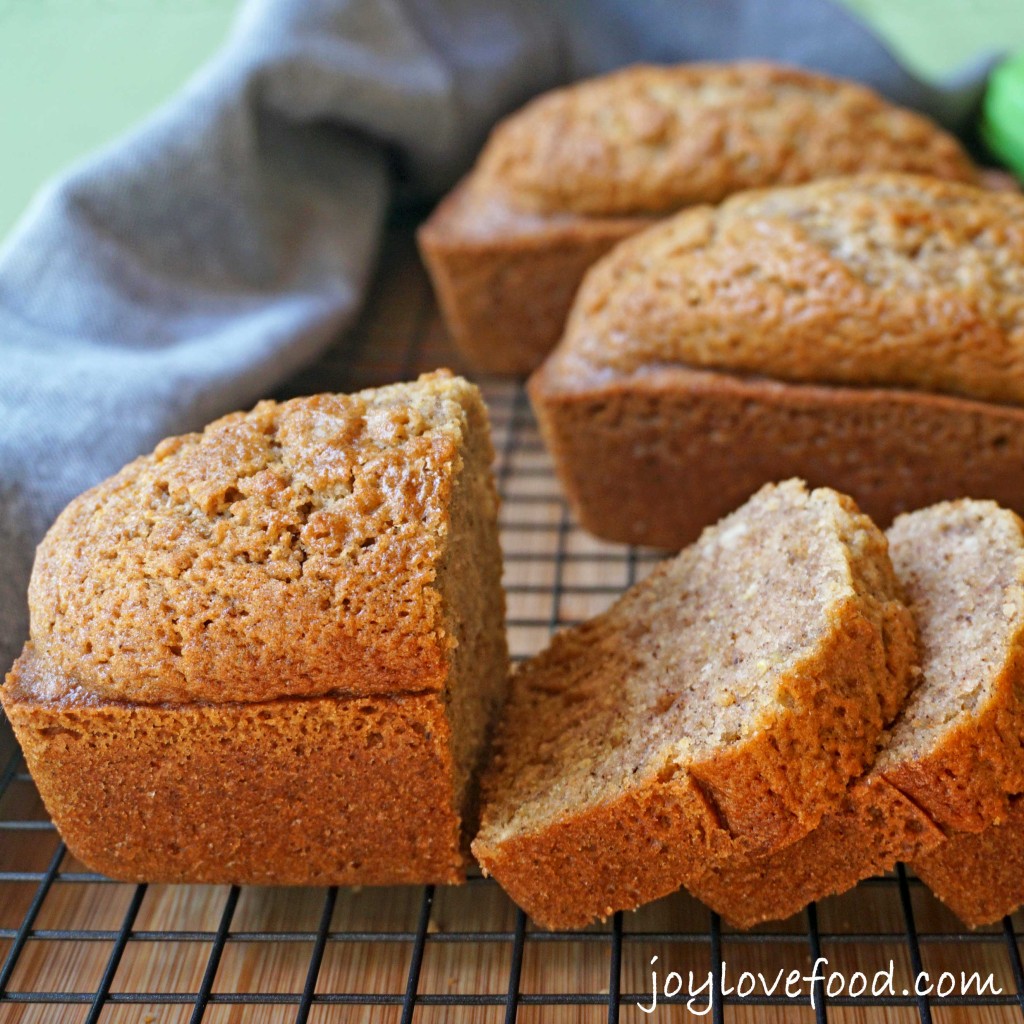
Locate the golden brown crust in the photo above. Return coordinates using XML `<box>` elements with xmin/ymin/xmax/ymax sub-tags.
<box><xmin>529</xmin><ymin>363</ymin><xmax>1024</xmax><ymax>551</ymax></box>
<box><xmin>473</xmin><ymin>773</ymin><xmax>731</xmax><ymax>930</ymax></box>
<box><xmin>687</xmin><ymin>775</ymin><xmax>943</xmax><ymax>929</ymax></box>
<box><xmin>28</xmin><ymin>372</ymin><xmax>481</xmax><ymax>706</ymax></box>
<box><xmin>913</xmin><ymin>795</ymin><xmax>1024</xmax><ymax>927</ymax></box>
<box><xmin>476</xmin><ymin>63</ymin><xmax>978</xmax><ymax>216</ymax></box>
<box><xmin>882</xmin><ymin>697</ymin><xmax>1024</xmax><ymax>831</ymax></box>
<box><xmin>2</xmin><ymin>647</ymin><xmax>465</xmax><ymax>885</ymax></box>
<box><xmin>419</xmin><ymin>64</ymin><xmax>980</xmax><ymax>377</ymax></box>
<box><xmin>556</xmin><ymin>175</ymin><xmax>1024</xmax><ymax>405</ymax></box>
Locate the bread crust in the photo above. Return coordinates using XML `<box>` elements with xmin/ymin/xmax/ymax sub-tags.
<box><xmin>3</xmin><ymin>647</ymin><xmax>466</xmax><ymax>884</ymax></box>
<box><xmin>417</xmin><ymin>183</ymin><xmax>642</xmax><ymax>376</ymax></box>
<box><xmin>687</xmin><ymin>775</ymin><xmax>943</xmax><ymax>929</ymax></box>
<box><xmin>913</xmin><ymin>795</ymin><xmax>1024</xmax><ymax>926</ymax></box>
<box><xmin>555</xmin><ymin>176</ymin><xmax>1024</xmax><ymax>405</ymax></box>
<box><xmin>880</xmin><ymin>652</ymin><xmax>1024</xmax><ymax>833</ymax></box>
<box><xmin>476</xmin><ymin>64</ymin><xmax>978</xmax><ymax>217</ymax></box>
<box><xmin>472</xmin><ymin>773</ymin><xmax>729</xmax><ymax>930</ymax></box>
<box><xmin>529</xmin><ymin>364</ymin><xmax>1024</xmax><ymax>550</ymax></box>
<box><xmin>27</xmin><ymin>377</ymin><xmax>490</xmax><ymax>706</ymax></box>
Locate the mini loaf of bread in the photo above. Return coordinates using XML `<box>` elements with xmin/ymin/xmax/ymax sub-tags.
<box><xmin>472</xmin><ymin>480</ymin><xmax>916</xmax><ymax>929</ymax></box>
<box><xmin>688</xmin><ymin>499</ymin><xmax>1024</xmax><ymax>927</ymax></box>
<box><xmin>531</xmin><ymin>174</ymin><xmax>1024</xmax><ymax>549</ymax></box>
<box><xmin>419</xmin><ymin>62</ymin><xmax>979</xmax><ymax>375</ymax></box>
<box><xmin>1</xmin><ymin>371</ymin><xmax>508</xmax><ymax>886</ymax></box>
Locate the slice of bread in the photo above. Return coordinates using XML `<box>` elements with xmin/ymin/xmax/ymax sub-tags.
<box><xmin>687</xmin><ymin>499</ymin><xmax>1024</xmax><ymax>927</ymax></box>
<box><xmin>906</xmin><ymin>503</ymin><xmax>1024</xmax><ymax>927</ymax></box>
<box><xmin>880</xmin><ymin>501</ymin><xmax>1024</xmax><ymax>829</ymax></box>
<box><xmin>472</xmin><ymin>480</ymin><xmax>916</xmax><ymax>929</ymax></box>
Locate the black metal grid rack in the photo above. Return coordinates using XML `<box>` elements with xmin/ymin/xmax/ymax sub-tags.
<box><xmin>3</xmin><ymin>223</ymin><xmax>1024</xmax><ymax>1023</ymax></box>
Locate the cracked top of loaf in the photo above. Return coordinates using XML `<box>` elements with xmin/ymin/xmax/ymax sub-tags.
<box><xmin>25</xmin><ymin>371</ymin><xmax>495</xmax><ymax>706</ymax></box>
<box><xmin>546</xmin><ymin>174</ymin><xmax>1024</xmax><ymax>406</ymax></box>
<box><xmin>474</xmin><ymin>63</ymin><xmax>978</xmax><ymax>217</ymax></box>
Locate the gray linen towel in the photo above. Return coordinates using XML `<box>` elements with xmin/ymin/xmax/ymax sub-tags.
<box><xmin>0</xmin><ymin>0</ymin><xmax>991</xmax><ymax>671</ymax></box>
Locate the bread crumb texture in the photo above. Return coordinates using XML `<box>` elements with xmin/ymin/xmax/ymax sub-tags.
<box><xmin>473</xmin><ymin>479</ymin><xmax>916</xmax><ymax>928</ymax></box>
<box><xmin>25</xmin><ymin>371</ymin><xmax>495</xmax><ymax>706</ymax></box>
<box><xmin>556</xmin><ymin>175</ymin><xmax>1024</xmax><ymax>405</ymax></box>
<box><xmin>476</xmin><ymin>63</ymin><xmax>977</xmax><ymax>217</ymax></box>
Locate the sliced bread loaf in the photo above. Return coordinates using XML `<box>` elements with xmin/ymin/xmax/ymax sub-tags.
<box><xmin>2</xmin><ymin>371</ymin><xmax>508</xmax><ymax>886</ymax></box>
<box><xmin>472</xmin><ymin>480</ymin><xmax>915</xmax><ymax>929</ymax></box>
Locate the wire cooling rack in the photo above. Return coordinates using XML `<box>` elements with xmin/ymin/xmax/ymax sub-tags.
<box><xmin>3</xmin><ymin>220</ymin><xmax>1024</xmax><ymax>1024</ymax></box>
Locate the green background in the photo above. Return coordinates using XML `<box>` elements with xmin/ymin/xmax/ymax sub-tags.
<box><xmin>1</xmin><ymin>0</ymin><xmax>1023</xmax><ymax>241</ymax></box>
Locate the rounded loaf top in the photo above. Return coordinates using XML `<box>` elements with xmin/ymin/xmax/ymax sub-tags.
<box><xmin>553</xmin><ymin>174</ymin><xmax>1024</xmax><ymax>406</ymax></box>
<box><xmin>27</xmin><ymin>371</ymin><xmax>495</xmax><ymax>706</ymax></box>
<box><xmin>475</xmin><ymin>62</ymin><xmax>979</xmax><ymax>217</ymax></box>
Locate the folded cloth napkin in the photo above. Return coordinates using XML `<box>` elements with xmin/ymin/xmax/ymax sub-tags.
<box><xmin>0</xmin><ymin>0</ymin><xmax>992</xmax><ymax>673</ymax></box>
